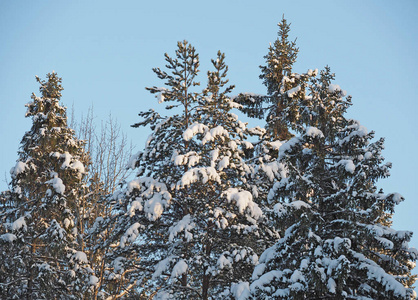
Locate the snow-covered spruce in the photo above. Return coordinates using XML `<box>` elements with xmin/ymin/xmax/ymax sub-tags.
<box><xmin>104</xmin><ymin>44</ymin><xmax>272</xmax><ymax>299</ymax></box>
<box><xmin>246</xmin><ymin>68</ymin><xmax>417</xmax><ymax>299</ymax></box>
<box><xmin>0</xmin><ymin>73</ymin><xmax>95</xmax><ymax>299</ymax></box>
<box><xmin>242</xmin><ymin>17</ymin><xmax>302</xmax><ymax>222</ymax></box>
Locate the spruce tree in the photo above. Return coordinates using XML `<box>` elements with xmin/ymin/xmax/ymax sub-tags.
<box><xmin>260</xmin><ymin>17</ymin><xmax>298</xmax><ymax>141</ymax></box>
<box><xmin>248</xmin><ymin>68</ymin><xmax>417</xmax><ymax>299</ymax></box>
<box><xmin>235</xmin><ymin>17</ymin><xmax>298</xmax><ymax>141</ymax></box>
<box><xmin>239</xmin><ymin>18</ymin><xmax>302</xmax><ymax>230</ymax></box>
<box><xmin>102</xmin><ymin>42</ymin><xmax>267</xmax><ymax>299</ymax></box>
<box><xmin>0</xmin><ymin>73</ymin><xmax>96</xmax><ymax>299</ymax></box>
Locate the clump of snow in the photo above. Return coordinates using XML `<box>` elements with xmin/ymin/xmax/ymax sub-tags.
<box><xmin>172</xmin><ymin>151</ymin><xmax>200</xmax><ymax>168</ymax></box>
<box><xmin>13</xmin><ymin>185</ymin><xmax>22</xmax><ymax>196</ymax></box>
<box><xmin>218</xmin><ymin>156</ymin><xmax>230</xmax><ymax>171</ymax></box>
<box><xmin>157</xmin><ymin>92</ymin><xmax>165</xmax><ymax>103</ymax></box>
<box><xmin>71</xmin><ymin>160</ymin><xmax>85</xmax><ymax>175</ymax></box>
<box><xmin>151</xmin><ymin>87</ymin><xmax>168</xmax><ymax>103</ymax></box>
<box><xmin>168</xmin><ymin>214</ymin><xmax>194</xmax><ymax>242</ymax></box>
<box><xmin>89</xmin><ymin>275</ymin><xmax>99</xmax><ymax>286</ymax></box>
<box><xmin>387</xmin><ymin>193</ymin><xmax>404</xmax><ymax>205</ymax></box>
<box><xmin>278</xmin><ymin>137</ymin><xmax>301</xmax><ymax>158</ymax></box>
<box><xmin>274</xmin><ymin>200</ymin><xmax>311</xmax><ymax>218</ymax></box>
<box><xmin>287</xmin><ymin>86</ymin><xmax>301</xmax><ymax>97</ymax></box>
<box><xmin>74</xmin><ymin>251</ymin><xmax>88</xmax><ymax>264</ymax></box>
<box><xmin>53</xmin><ymin>152</ymin><xmax>85</xmax><ymax>176</ymax></box>
<box><xmin>231</xmin><ymin>281</ymin><xmax>250</xmax><ymax>300</ymax></box>
<box><xmin>11</xmin><ymin>216</ymin><xmax>27</xmax><ymax>231</ymax></box>
<box><xmin>10</xmin><ymin>161</ymin><xmax>27</xmax><ymax>177</ymax></box>
<box><xmin>229</xmin><ymin>140</ymin><xmax>238</xmax><ymax>151</ymax></box>
<box><xmin>241</xmin><ymin>140</ymin><xmax>254</xmax><ymax>149</ymax></box>
<box><xmin>258</xmin><ymin>161</ymin><xmax>283</xmax><ymax>182</ymax></box>
<box><xmin>125</xmin><ymin>177</ymin><xmax>171</xmax><ymax>221</ymax></box>
<box><xmin>339</xmin><ymin>121</ymin><xmax>368</xmax><ymax>145</ymax></box>
<box><xmin>179</xmin><ymin>167</ymin><xmax>221</xmax><ymax>187</ymax></box>
<box><xmin>218</xmin><ymin>254</ymin><xmax>233</xmax><ymax>270</ymax></box>
<box><xmin>300</xmin><ymin>259</ymin><xmax>309</xmax><ymax>270</ymax></box>
<box><xmin>210</xmin><ymin>149</ymin><xmax>219</xmax><ymax>167</ymax></box>
<box><xmin>290</xmin><ymin>269</ymin><xmax>305</xmax><ymax>283</ymax></box>
<box><xmin>183</xmin><ymin>122</ymin><xmax>207</xmax><ymax>141</ymax></box>
<box><xmin>113</xmin><ymin>257</ymin><xmax>125</xmax><ymax>274</ymax></box>
<box><xmin>266</xmin><ymin>174</ymin><xmax>290</xmax><ymax>201</ymax></box>
<box><xmin>120</xmin><ymin>222</ymin><xmax>142</xmax><ymax>248</ymax></box>
<box><xmin>143</xmin><ymin>196</ymin><xmax>165</xmax><ymax>221</ymax></box>
<box><xmin>250</xmin><ymin>270</ymin><xmax>286</xmax><ymax>296</ymax></box>
<box><xmin>257</xmin><ymin>244</ymin><xmax>278</xmax><ymax>266</ymax></box>
<box><xmin>47</xmin><ymin>175</ymin><xmax>65</xmax><ymax>194</ymax></box>
<box><xmin>170</xmin><ymin>259</ymin><xmax>188</xmax><ymax>280</ymax></box>
<box><xmin>328</xmin><ymin>84</ymin><xmax>347</xmax><ymax>97</ymax></box>
<box><xmin>252</xmin><ymin>263</ymin><xmax>266</xmax><ymax>281</ymax></box>
<box><xmin>337</xmin><ymin>159</ymin><xmax>355</xmax><ymax>173</ymax></box>
<box><xmin>172</xmin><ymin>153</ymin><xmax>185</xmax><ymax>166</ymax></box>
<box><xmin>364</xmin><ymin>151</ymin><xmax>373</xmax><ymax>159</ymax></box>
<box><xmin>248</xmin><ymin>126</ymin><xmax>266</xmax><ymax>136</ymax></box>
<box><xmin>305</xmin><ymin>126</ymin><xmax>324</xmax><ymax>138</ymax></box>
<box><xmin>327</xmin><ymin>278</ymin><xmax>337</xmax><ymax>294</ymax></box>
<box><xmin>153</xmin><ymin>257</ymin><xmax>172</xmax><ymax>279</ymax></box>
<box><xmin>306</xmin><ymin>69</ymin><xmax>318</xmax><ymax>76</ymax></box>
<box><xmin>61</xmin><ymin>152</ymin><xmax>72</xmax><ymax>168</ymax></box>
<box><xmin>1</xmin><ymin>233</ymin><xmax>17</xmax><ymax>242</ymax></box>
<box><xmin>202</xmin><ymin>126</ymin><xmax>229</xmax><ymax>144</ymax></box>
<box><xmin>128</xmin><ymin>200</ymin><xmax>143</xmax><ymax>217</ymax></box>
<box><xmin>269</xmin><ymin>140</ymin><xmax>283</xmax><ymax>150</ymax></box>
<box><xmin>187</xmin><ymin>153</ymin><xmax>200</xmax><ymax>167</ymax></box>
<box><xmin>63</xmin><ymin>218</ymin><xmax>72</xmax><ymax>229</ymax></box>
<box><xmin>224</xmin><ymin>188</ymin><xmax>262</xmax><ymax>219</ymax></box>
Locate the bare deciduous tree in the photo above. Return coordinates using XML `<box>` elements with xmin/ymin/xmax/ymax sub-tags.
<box><xmin>70</xmin><ymin>106</ymin><xmax>135</xmax><ymax>299</ymax></box>
<box><xmin>72</xmin><ymin>106</ymin><xmax>134</xmax><ymax>195</ymax></box>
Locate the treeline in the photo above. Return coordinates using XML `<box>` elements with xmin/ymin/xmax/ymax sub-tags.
<box><xmin>1</xmin><ymin>18</ymin><xmax>416</xmax><ymax>300</ymax></box>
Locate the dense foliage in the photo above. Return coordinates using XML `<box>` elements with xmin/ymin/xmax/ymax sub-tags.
<box><xmin>0</xmin><ymin>73</ymin><xmax>95</xmax><ymax>299</ymax></box>
<box><xmin>1</xmin><ymin>18</ymin><xmax>416</xmax><ymax>300</ymax></box>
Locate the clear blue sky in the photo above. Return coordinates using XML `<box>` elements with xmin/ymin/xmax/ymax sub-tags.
<box><xmin>1</xmin><ymin>0</ymin><xmax>417</xmax><ymax>279</ymax></box>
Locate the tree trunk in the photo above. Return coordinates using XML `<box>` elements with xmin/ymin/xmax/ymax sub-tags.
<box><xmin>202</xmin><ymin>273</ymin><xmax>210</xmax><ymax>300</ymax></box>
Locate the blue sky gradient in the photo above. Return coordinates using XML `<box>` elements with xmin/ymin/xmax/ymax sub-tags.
<box><xmin>1</xmin><ymin>0</ymin><xmax>417</xmax><ymax>280</ymax></box>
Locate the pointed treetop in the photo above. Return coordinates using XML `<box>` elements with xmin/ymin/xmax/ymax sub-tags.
<box><xmin>260</xmin><ymin>16</ymin><xmax>299</xmax><ymax>96</ymax></box>
<box><xmin>36</xmin><ymin>72</ymin><xmax>63</xmax><ymax>99</ymax></box>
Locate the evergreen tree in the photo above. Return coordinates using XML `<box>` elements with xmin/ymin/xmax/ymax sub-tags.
<box><xmin>0</xmin><ymin>73</ymin><xmax>96</xmax><ymax>299</ymax></box>
<box><xmin>102</xmin><ymin>43</ymin><xmax>267</xmax><ymax>299</ymax></box>
<box><xmin>238</xmin><ymin>18</ymin><xmax>302</xmax><ymax>229</ymax></box>
<box><xmin>235</xmin><ymin>17</ymin><xmax>298</xmax><ymax>141</ymax></box>
<box><xmin>260</xmin><ymin>17</ymin><xmax>298</xmax><ymax>141</ymax></box>
<box><xmin>247</xmin><ymin>68</ymin><xmax>417</xmax><ymax>299</ymax></box>
<box><xmin>88</xmin><ymin>40</ymin><xmax>202</xmax><ymax>299</ymax></box>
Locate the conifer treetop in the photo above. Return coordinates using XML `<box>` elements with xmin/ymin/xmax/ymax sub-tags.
<box><xmin>260</xmin><ymin>17</ymin><xmax>299</xmax><ymax>97</ymax></box>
